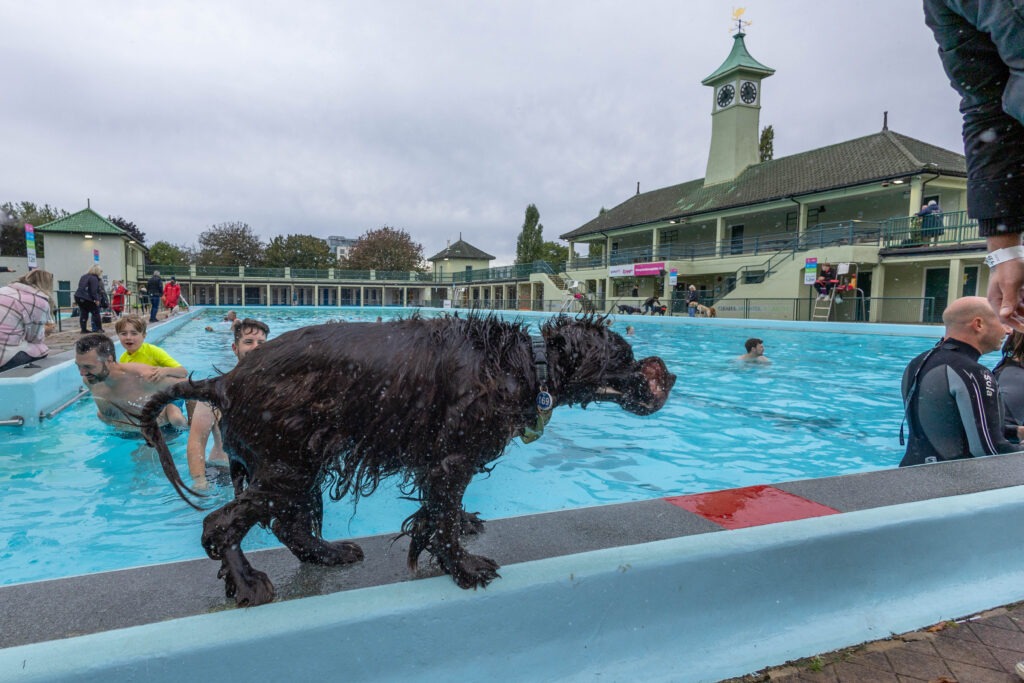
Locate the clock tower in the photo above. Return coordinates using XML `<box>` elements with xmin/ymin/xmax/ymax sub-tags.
<box><xmin>702</xmin><ymin>27</ymin><xmax>774</xmax><ymax>186</ymax></box>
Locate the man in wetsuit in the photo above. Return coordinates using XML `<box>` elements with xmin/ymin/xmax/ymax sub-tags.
<box><xmin>900</xmin><ymin>296</ymin><xmax>1021</xmax><ymax>466</ymax></box>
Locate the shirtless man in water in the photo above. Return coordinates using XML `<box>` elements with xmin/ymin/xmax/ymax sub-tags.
<box><xmin>186</xmin><ymin>318</ymin><xmax>269</xmax><ymax>487</ymax></box>
<box><xmin>75</xmin><ymin>333</ymin><xmax>188</xmax><ymax>431</ymax></box>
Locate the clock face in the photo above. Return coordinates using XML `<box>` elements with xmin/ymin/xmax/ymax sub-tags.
<box><xmin>717</xmin><ymin>84</ymin><xmax>735</xmax><ymax>108</ymax></box>
<box><xmin>740</xmin><ymin>81</ymin><xmax>758</xmax><ymax>104</ymax></box>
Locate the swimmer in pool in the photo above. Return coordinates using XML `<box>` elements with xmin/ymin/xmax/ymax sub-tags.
<box><xmin>205</xmin><ymin>310</ymin><xmax>241</xmax><ymax>332</ymax></box>
<box><xmin>737</xmin><ymin>337</ymin><xmax>770</xmax><ymax>364</ymax></box>
<box><xmin>75</xmin><ymin>333</ymin><xmax>188</xmax><ymax>432</ymax></box>
<box><xmin>186</xmin><ymin>318</ymin><xmax>269</xmax><ymax>488</ymax></box>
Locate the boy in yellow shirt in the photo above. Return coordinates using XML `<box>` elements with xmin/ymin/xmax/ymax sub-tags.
<box><xmin>115</xmin><ymin>315</ymin><xmax>181</xmax><ymax>367</ymax></box>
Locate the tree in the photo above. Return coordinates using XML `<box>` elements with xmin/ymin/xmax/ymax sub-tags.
<box><xmin>759</xmin><ymin>125</ymin><xmax>774</xmax><ymax>162</ymax></box>
<box><xmin>540</xmin><ymin>240</ymin><xmax>569</xmax><ymax>272</ymax></box>
<box><xmin>148</xmin><ymin>241</ymin><xmax>193</xmax><ymax>266</ymax></box>
<box><xmin>344</xmin><ymin>226</ymin><xmax>425</xmax><ymax>272</ymax></box>
<box><xmin>0</xmin><ymin>201</ymin><xmax>66</xmax><ymax>257</ymax></box>
<box><xmin>108</xmin><ymin>215</ymin><xmax>146</xmax><ymax>245</ymax></box>
<box><xmin>264</xmin><ymin>234</ymin><xmax>336</xmax><ymax>269</ymax></box>
<box><xmin>515</xmin><ymin>204</ymin><xmax>545</xmax><ymax>265</ymax></box>
<box><xmin>196</xmin><ymin>221</ymin><xmax>264</xmax><ymax>266</ymax></box>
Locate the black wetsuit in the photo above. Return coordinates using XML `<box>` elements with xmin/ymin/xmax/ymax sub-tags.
<box><xmin>900</xmin><ymin>340</ymin><xmax>1021</xmax><ymax>467</ymax></box>
<box><xmin>994</xmin><ymin>359</ymin><xmax>1024</xmax><ymax>442</ymax></box>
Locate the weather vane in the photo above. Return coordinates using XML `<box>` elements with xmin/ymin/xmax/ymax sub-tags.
<box><xmin>731</xmin><ymin>7</ymin><xmax>751</xmax><ymax>34</ymax></box>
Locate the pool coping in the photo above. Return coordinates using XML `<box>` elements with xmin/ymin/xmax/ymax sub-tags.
<box><xmin>3</xmin><ymin>453</ymin><xmax>1024</xmax><ymax>681</ymax></box>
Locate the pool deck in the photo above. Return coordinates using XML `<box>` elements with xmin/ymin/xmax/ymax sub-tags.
<box><xmin>3</xmin><ymin>453</ymin><xmax>1024</xmax><ymax>682</ymax></box>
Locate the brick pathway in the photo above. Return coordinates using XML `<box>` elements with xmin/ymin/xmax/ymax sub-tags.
<box><xmin>723</xmin><ymin>603</ymin><xmax>1024</xmax><ymax>682</ymax></box>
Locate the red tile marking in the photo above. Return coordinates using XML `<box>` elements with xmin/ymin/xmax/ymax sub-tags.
<box><xmin>665</xmin><ymin>485</ymin><xmax>839</xmax><ymax>530</ymax></box>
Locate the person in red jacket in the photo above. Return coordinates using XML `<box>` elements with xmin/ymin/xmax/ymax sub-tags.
<box><xmin>111</xmin><ymin>280</ymin><xmax>128</xmax><ymax>317</ymax></box>
<box><xmin>162</xmin><ymin>277</ymin><xmax>181</xmax><ymax>317</ymax></box>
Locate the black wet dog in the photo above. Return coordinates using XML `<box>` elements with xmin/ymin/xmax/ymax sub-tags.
<box><xmin>141</xmin><ymin>314</ymin><xmax>675</xmax><ymax>606</ymax></box>
<box><xmin>617</xmin><ymin>304</ymin><xmax>643</xmax><ymax>315</ymax></box>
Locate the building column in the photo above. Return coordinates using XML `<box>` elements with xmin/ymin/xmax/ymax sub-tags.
<box><xmin>265</xmin><ymin>284</ymin><xmax>270</xmax><ymax>305</ymax></box>
<box><xmin>908</xmin><ymin>176</ymin><xmax>924</xmax><ymax>216</ymax></box>
<box><xmin>947</xmin><ymin>257</ymin><xmax>965</xmax><ymax>304</ymax></box>
<box><xmin>314</xmin><ymin>284</ymin><xmax>319</xmax><ymax>306</ymax></box>
<box><xmin>360</xmin><ymin>286</ymin><xmax>364</xmax><ymax>307</ymax></box>
<box><xmin>868</xmin><ymin>264</ymin><xmax>886</xmax><ymax>323</ymax></box>
<box><xmin>715</xmin><ymin>217</ymin><xmax>726</xmax><ymax>257</ymax></box>
<box><xmin>651</xmin><ymin>228</ymin><xmax>660</xmax><ymax>261</ymax></box>
<box><xmin>795</xmin><ymin>202</ymin><xmax>808</xmax><ymax>240</ymax></box>
<box><xmin>215</xmin><ymin>283</ymin><xmax>220</xmax><ymax>306</ymax></box>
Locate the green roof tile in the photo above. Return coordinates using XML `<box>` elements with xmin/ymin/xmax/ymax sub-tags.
<box><xmin>428</xmin><ymin>239</ymin><xmax>495</xmax><ymax>261</ymax></box>
<box><xmin>34</xmin><ymin>208</ymin><xmax>129</xmax><ymax>237</ymax></box>
<box><xmin>561</xmin><ymin>129</ymin><xmax>967</xmax><ymax>241</ymax></box>
<box><xmin>702</xmin><ymin>32</ymin><xmax>774</xmax><ymax>85</ymax></box>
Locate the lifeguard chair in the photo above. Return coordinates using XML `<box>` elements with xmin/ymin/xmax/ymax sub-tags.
<box><xmin>811</xmin><ymin>263</ymin><xmax>863</xmax><ymax>321</ymax></box>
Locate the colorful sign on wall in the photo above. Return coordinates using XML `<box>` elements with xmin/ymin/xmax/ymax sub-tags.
<box><xmin>24</xmin><ymin>224</ymin><xmax>36</xmax><ymax>270</ymax></box>
<box><xmin>804</xmin><ymin>257</ymin><xmax>818</xmax><ymax>285</ymax></box>
<box><xmin>93</xmin><ymin>249</ymin><xmax>100</xmax><ymax>263</ymax></box>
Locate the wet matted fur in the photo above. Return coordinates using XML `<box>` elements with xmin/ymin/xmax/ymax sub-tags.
<box><xmin>141</xmin><ymin>313</ymin><xmax>675</xmax><ymax>606</ymax></box>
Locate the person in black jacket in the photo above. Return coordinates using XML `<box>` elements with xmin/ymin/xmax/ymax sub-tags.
<box><xmin>146</xmin><ymin>270</ymin><xmax>164</xmax><ymax>323</ymax></box>
<box><xmin>74</xmin><ymin>266</ymin><xmax>106</xmax><ymax>333</ymax></box>
<box><xmin>924</xmin><ymin>1</ymin><xmax>1024</xmax><ymax>329</ymax></box>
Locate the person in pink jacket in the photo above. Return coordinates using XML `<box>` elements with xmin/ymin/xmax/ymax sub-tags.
<box><xmin>0</xmin><ymin>269</ymin><xmax>54</xmax><ymax>372</ymax></box>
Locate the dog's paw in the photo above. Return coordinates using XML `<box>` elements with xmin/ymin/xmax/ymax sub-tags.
<box><xmin>320</xmin><ymin>540</ymin><xmax>364</xmax><ymax>566</ymax></box>
<box><xmin>233</xmin><ymin>568</ymin><xmax>275</xmax><ymax>607</ymax></box>
<box><xmin>450</xmin><ymin>553</ymin><xmax>501</xmax><ymax>589</ymax></box>
<box><xmin>458</xmin><ymin>510</ymin><xmax>486</xmax><ymax>535</ymax></box>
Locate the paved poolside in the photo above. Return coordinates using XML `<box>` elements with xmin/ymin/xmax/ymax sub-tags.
<box><xmin>4</xmin><ymin>452</ymin><xmax>1024</xmax><ymax>681</ymax></box>
<box><xmin>725</xmin><ymin>604</ymin><xmax>1024</xmax><ymax>682</ymax></box>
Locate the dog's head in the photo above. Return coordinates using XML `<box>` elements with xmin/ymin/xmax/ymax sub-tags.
<box><xmin>543</xmin><ymin>316</ymin><xmax>675</xmax><ymax>416</ymax></box>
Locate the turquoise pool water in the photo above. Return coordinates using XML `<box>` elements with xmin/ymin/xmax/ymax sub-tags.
<box><xmin>1</xmin><ymin>308</ymin><xmax>946</xmax><ymax>586</ymax></box>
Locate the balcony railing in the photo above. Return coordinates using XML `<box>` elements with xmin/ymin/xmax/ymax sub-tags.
<box><xmin>880</xmin><ymin>210</ymin><xmax>979</xmax><ymax>248</ymax></box>
<box><xmin>138</xmin><ymin>261</ymin><xmax>553</xmax><ymax>285</ymax></box>
<box><xmin>570</xmin><ymin>213</ymin><xmax>982</xmax><ymax>271</ymax></box>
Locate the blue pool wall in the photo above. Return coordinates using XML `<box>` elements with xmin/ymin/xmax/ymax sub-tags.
<box><xmin>2</xmin><ymin>484</ymin><xmax>1023</xmax><ymax>682</ymax></box>
<box><xmin>0</xmin><ymin>311</ymin><xmax>198</xmax><ymax>426</ymax></box>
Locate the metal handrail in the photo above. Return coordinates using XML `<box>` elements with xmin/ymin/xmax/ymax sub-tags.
<box><xmin>41</xmin><ymin>386</ymin><xmax>89</xmax><ymax>420</ymax></box>
<box><xmin>0</xmin><ymin>416</ymin><xmax>25</xmax><ymax>427</ymax></box>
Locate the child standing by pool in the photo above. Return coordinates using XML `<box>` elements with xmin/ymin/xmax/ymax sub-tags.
<box><xmin>115</xmin><ymin>315</ymin><xmax>182</xmax><ymax>367</ymax></box>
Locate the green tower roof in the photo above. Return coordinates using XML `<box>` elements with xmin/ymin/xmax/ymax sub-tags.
<box><xmin>701</xmin><ymin>32</ymin><xmax>774</xmax><ymax>85</ymax></box>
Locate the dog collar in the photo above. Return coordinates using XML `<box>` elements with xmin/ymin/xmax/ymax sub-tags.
<box><xmin>523</xmin><ymin>335</ymin><xmax>554</xmax><ymax>444</ymax></box>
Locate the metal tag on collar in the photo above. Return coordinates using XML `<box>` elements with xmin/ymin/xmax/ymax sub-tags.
<box><xmin>536</xmin><ymin>389</ymin><xmax>553</xmax><ymax>411</ymax></box>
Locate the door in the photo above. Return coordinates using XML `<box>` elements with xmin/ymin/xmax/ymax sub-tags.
<box><xmin>729</xmin><ymin>225</ymin><xmax>744</xmax><ymax>255</ymax></box>
<box><xmin>923</xmin><ymin>267</ymin><xmax>949</xmax><ymax>323</ymax></box>
<box><xmin>962</xmin><ymin>265</ymin><xmax>979</xmax><ymax>297</ymax></box>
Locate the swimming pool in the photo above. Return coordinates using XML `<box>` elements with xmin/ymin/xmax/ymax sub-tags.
<box><xmin>0</xmin><ymin>308</ymin><xmax>948</xmax><ymax>586</ymax></box>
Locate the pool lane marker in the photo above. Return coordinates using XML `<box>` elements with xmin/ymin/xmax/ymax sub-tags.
<box><xmin>665</xmin><ymin>485</ymin><xmax>840</xmax><ymax>530</ymax></box>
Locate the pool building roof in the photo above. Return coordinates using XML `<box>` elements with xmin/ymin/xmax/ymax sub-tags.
<box><xmin>560</xmin><ymin>128</ymin><xmax>967</xmax><ymax>241</ymax></box>
<box><xmin>33</xmin><ymin>208</ymin><xmax>133</xmax><ymax>238</ymax></box>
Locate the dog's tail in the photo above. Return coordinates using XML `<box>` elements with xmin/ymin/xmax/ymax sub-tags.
<box><xmin>140</xmin><ymin>376</ymin><xmax>226</xmax><ymax>511</ymax></box>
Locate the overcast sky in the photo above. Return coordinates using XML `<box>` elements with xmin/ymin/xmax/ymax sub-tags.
<box><xmin>0</xmin><ymin>1</ymin><xmax>963</xmax><ymax>265</ymax></box>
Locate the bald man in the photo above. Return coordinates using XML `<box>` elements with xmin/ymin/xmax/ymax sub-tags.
<box><xmin>900</xmin><ymin>296</ymin><xmax>1022</xmax><ymax>466</ymax></box>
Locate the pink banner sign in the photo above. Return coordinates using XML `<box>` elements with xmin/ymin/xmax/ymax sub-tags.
<box><xmin>633</xmin><ymin>262</ymin><xmax>666</xmax><ymax>277</ymax></box>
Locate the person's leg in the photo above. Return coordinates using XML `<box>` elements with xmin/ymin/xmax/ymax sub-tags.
<box><xmin>150</xmin><ymin>296</ymin><xmax>159</xmax><ymax>321</ymax></box>
<box><xmin>90</xmin><ymin>303</ymin><xmax>102</xmax><ymax>331</ymax></box>
<box><xmin>0</xmin><ymin>350</ymin><xmax>40</xmax><ymax>372</ymax></box>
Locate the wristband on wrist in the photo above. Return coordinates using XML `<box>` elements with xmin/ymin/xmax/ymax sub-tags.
<box><xmin>984</xmin><ymin>245</ymin><xmax>1024</xmax><ymax>269</ymax></box>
